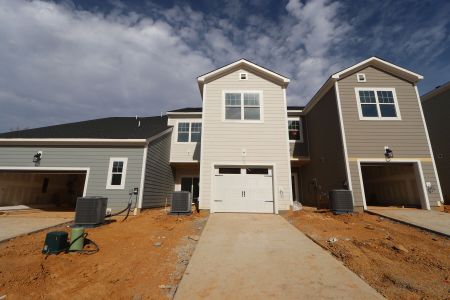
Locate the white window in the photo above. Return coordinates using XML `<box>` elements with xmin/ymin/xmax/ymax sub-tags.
<box><xmin>355</xmin><ymin>88</ymin><xmax>401</xmax><ymax>120</ymax></box>
<box><xmin>106</xmin><ymin>157</ymin><xmax>128</xmax><ymax>189</ymax></box>
<box><xmin>224</xmin><ymin>92</ymin><xmax>262</xmax><ymax>121</ymax></box>
<box><xmin>288</xmin><ymin>118</ymin><xmax>303</xmax><ymax>142</ymax></box>
<box><xmin>239</xmin><ymin>73</ymin><xmax>248</xmax><ymax>80</ymax></box>
<box><xmin>357</xmin><ymin>73</ymin><xmax>366</xmax><ymax>82</ymax></box>
<box><xmin>177</xmin><ymin>122</ymin><xmax>202</xmax><ymax>142</ymax></box>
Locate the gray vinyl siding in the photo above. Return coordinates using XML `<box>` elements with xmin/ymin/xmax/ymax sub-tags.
<box><xmin>422</xmin><ymin>88</ymin><xmax>450</xmax><ymax>202</ymax></box>
<box><xmin>338</xmin><ymin>66</ymin><xmax>442</xmax><ymax>207</ymax></box>
<box><xmin>142</xmin><ymin>132</ymin><xmax>175</xmax><ymax>208</ymax></box>
<box><xmin>300</xmin><ymin>88</ymin><xmax>347</xmax><ymax>207</ymax></box>
<box><xmin>290</xmin><ymin>117</ymin><xmax>309</xmax><ymax>158</ymax></box>
<box><xmin>0</xmin><ymin>145</ymin><xmax>145</xmax><ymax>212</ymax></box>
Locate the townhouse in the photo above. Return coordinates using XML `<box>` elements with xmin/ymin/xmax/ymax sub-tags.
<box><xmin>0</xmin><ymin>57</ymin><xmax>444</xmax><ymax>213</ymax></box>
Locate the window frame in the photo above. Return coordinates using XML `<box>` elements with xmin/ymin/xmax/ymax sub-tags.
<box><xmin>356</xmin><ymin>73</ymin><xmax>366</xmax><ymax>82</ymax></box>
<box><xmin>239</xmin><ymin>72</ymin><xmax>248</xmax><ymax>80</ymax></box>
<box><xmin>106</xmin><ymin>157</ymin><xmax>128</xmax><ymax>190</ymax></box>
<box><xmin>222</xmin><ymin>90</ymin><xmax>264</xmax><ymax>123</ymax></box>
<box><xmin>176</xmin><ymin>121</ymin><xmax>202</xmax><ymax>143</ymax></box>
<box><xmin>288</xmin><ymin>117</ymin><xmax>303</xmax><ymax>143</ymax></box>
<box><xmin>354</xmin><ymin>87</ymin><xmax>401</xmax><ymax>121</ymax></box>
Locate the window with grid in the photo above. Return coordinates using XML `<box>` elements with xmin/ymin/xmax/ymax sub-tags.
<box><xmin>177</xmin><ymin>122</ymin><xmax>190</xmax><ymax>142</ymax></box>
<box><xmin>225</xmin><ymin>93</ymin><xmax>241</xmax><ymax>120</ymax></box>
<box><xmin>177</xmin><ymin>122</ymin><xmax>202</xmax><ymax>142</ymax></box>
<box><xmin>357</xmin><ymin>89</ymin><xmax>399</xmax><ymax>119</ymax></box>
<box><xmin>288</xmin><ymin>120</ymin><xmax>301</xmax><ymax>140</ymax></box>
<box><xmin>225</xmin><ymin>92</ymin><xmax>261</xmax><ymax>120</ymax></box>
<box><xmin>106</xmin><ymin>157</ymin><xmax>127</xmax><ymax>189</ymax></box>
<box><xmin>190</xmin><ymin>123</ymin><xmax>202</xmax><ymax>142</ymax></box>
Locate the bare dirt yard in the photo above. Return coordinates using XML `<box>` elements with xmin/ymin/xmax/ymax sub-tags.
<box><xmin>282</xmin><ymin>208</ymin><xmax>450</xmax><ymax>300</ymax></box>
<box><xmin>0</xmin><ymin>208</ymin><xmax>208</xmax><ymax>299</ymax></box>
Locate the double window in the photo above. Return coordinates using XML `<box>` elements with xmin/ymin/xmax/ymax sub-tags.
<box><xmin>225</xmin><ymin>92</ymin><xmax>261</xmax><ymax>121</ymax></box>
<box><xmin>106</xmin><ymin>157</ymin><xmax>128</xmax><ymax>189</ymax></box>
<box><xmin>177</xmin><ymin>122</ymin><xmax>202</xmax><ymax>142</ymax></box>
<box><xmin>288</xmin><ymin>119</ymin><xmax>301</xmax><ymax>141</ymax></box>
<box><xmin>356</xmin><ymin>88</ymin><xmax>401</xmax><ymax>120</ymax></box>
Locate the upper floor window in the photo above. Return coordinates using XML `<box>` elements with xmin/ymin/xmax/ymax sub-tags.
<box><xmin>356</xmin><ymin>88</ymin><xmax>401</xmax><ymax>120</ymax></box>
<box><xmin>177</xmin><ymin>122</ymin><xmax>202</xmax><ymax>142</ymax></box>
<box><xmin>225</xmin><ymin>92</ymin><xmax>261</xmax><ymax>121</ymax></box>
<box><xmin>288</xmin><ymin>118</ymin><xmax>302</xmax><ymax>142</ymax></box>
<box><xmin>106</xmin><ymin>157</ymin><xmax>128</xmax><ymax>189</ymax></box>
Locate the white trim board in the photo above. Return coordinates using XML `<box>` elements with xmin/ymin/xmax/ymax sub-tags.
<box><xmin>198</xmin><ymin>59</ymin><xmax>290</xmax><ymax>84</ymax></box>
<box><xmin>0</xmin><ymin>138</ymin><xmax>147</xmax><ymax>146</ymax></box>
<box><xmin>105</xmin><ymin>157</ymin><xmax>128</xmax><ymax>190</ymax></box>
<box><xmin>354</xmin><ymin>87</ymin><xmax>402</xmax><ymax>121</ymax></box>
<box><xmin>221</xmin><ymin>90</ymin><xmax>264</xmax><ymax>123</ymax></box>
<box><xmin>0</xmin><ymin>166</ymin><xmax>90</xmax><ymax>197</ymax></box>
<box><xmin>332</xmin><ymin>57</ymin><xmax>423</xmax><ymax>81</ymax></box>
<box><xmin>356</xmin><ymin>159</ymin><xmax>431</xmax><ymax>210</ymax></box>
<box><xmin>414</xmin><ymin>85</ymin><xmax>444</xmax><ymax>204</ymax></box>
<box><xmin>334</xmin><ymin>82</ymin><xmax>353</xmax><ymax>194</ymax></box>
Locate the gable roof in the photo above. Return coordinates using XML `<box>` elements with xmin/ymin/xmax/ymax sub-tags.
<box><xmin>421</xmin><ymin>81</ymin><xmax>450</xmax><ymax>102</ymax></box>
<box><xmin>197</xmin><ymin>59</ymin><xmax>290</xmax><ymax>94</ymax></box>
<box><xmin>331</xmin><ymin>56</ymin><xmax>423</xmax><ymax>82</ymax></box>
<box><xmin>0</xmin><ymin>115</ymin><xmax>170</xmax><ymax>144</ymax></box>
<box><xmin>303</xmin><ymin>57</ymin><xmax>423</xmax><ymax>114</ymax></box>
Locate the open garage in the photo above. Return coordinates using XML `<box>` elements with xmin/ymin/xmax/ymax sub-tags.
<box><xmin>360</xmin><ymin>162</ymin><xmax>426</xmax><ymax>209</ymax></box>
<box><xmin>0</xmin><ymin>169</ymin><xmax>87</xmax><ymax>210</ymax></box>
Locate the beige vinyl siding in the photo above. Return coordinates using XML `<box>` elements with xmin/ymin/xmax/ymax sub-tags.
<box><xmin>168</xmin><ymin>116</ymin><xmax>201</xmax><ymax>162</ymax></box>
<box><xmin>0</xmin><ymin>146</ymin><xmax>145</xmax><ymax>212</ymax></box>
<box><xmin>142</xmin><ymin>132</ymin><xmax>174</xmax><ymax>208</ymax></box>
<box><xmin>200</xmin><ymin>67</ymin><xmax>292</xmax><ymax>211</ymax></box>
<box><xmin>338</xmin><ymin>66</ymin><xmax>442</xmax><ymax>207</ymax></box>
<box><xmin>422</xmin><ymin>88</ymin><xmax>450</xmax><ymax>202</ymax></box>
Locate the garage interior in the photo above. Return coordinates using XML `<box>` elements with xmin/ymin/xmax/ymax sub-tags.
<box><xmin>0</xmin><ymin>170</ymin><xmax>86</xmax><ymax>210</ymax></box>
<box><xmin>361</xmin><ymin>163</ymin><xmax>423</xmax><ymax>208</ymax></box>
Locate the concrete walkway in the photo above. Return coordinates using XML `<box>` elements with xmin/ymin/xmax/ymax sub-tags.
<box><xmin>175</xmin><ymin>214</ymin><xmax>383</xmax><ymax>300</ymax></box>
<box><xmin>0</xmin><ymin>216</ymin><xmax>72</xmax><ymax>242</ymax></box>
<box><xmin>368</xmin><ymin>207</ymin><xmax>450</xmax><ymax>237</ymax></box>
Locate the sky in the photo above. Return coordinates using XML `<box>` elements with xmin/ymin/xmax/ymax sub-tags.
<box><xmin>0</xmin><ymin>0</ymin><xmax>449</xmax><ymax>132</ymax></box>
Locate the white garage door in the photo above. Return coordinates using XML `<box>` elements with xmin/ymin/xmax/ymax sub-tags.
<box><xmin>213</xmin><ymin>167</ymin><xmax>274</xmax><ymax>213</ymax></box>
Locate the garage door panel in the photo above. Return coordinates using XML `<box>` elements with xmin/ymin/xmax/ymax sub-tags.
<box><xmin>213</xmin><ymin>167</ymin><xmax>274</xmax><ymax>213</ymax></box>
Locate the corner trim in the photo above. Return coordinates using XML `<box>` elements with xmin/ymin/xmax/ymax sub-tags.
<box><xmin>414</xmin><ymin>85</ymin><xmax>444</xmax><ymax>204</ymax></box>
<box><xmin>334</xmin><ymin>82</ymin><xmax>353</xmax><ymax>195</ymax></box>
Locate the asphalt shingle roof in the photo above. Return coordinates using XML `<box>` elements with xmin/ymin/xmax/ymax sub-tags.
<box><xmin>0</xmin><ymin>115</ymin><xmax>169</xmax><ymax>139</ymax></box>
<box><xmin>168</xmin><ymin>106</ymin><xmax>304</xmax><ymax>113</ymax></box>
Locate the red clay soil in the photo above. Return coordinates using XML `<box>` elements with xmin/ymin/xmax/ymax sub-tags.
<box><xmin>0</xmin><ymin>209</ymin><xmax>208</xmax><ymax>300</ymax></box>
<box><xmin>443</xmin><ymin>205</ymin><xmax>450</xmax><ymax>214</ymax></box>
<box><xmin>282</xmin><ymin>208</ymin><xmax>450</xmax><ymax>300</ymax></box>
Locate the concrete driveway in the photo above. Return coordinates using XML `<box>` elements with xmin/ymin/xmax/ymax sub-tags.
<box><xmin>0</xmin><ymin>212</ymin><xmax>72</xmax><ymax>242</ymax></box>
<box><xmin>368</xmin><ymin>207</ymin><xmax>450</xmax><ymax>237</ymax></box>
<box><xmin>174</xmin><ymin>214</ymin><xmax>382</xmax><ymax>299</ymax></box>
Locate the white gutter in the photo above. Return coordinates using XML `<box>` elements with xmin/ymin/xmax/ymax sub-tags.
<box><xmin>0</xmin><ymin>138</ymin><xmax>148</xmax><ymax>146</ymax></box>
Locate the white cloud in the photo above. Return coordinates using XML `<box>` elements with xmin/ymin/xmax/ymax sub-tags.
<box><xmin>0</xmin><ymin>0</ymin><xmax>213</xmax><ymax>131</ymax></box>
<box><xmin>2</xmin><ymin>0</ymin><xmax>447</xmax><ymax>132</ymax></box>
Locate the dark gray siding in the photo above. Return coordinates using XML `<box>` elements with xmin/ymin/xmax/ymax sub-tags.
<box><xmin>290</xmin><ymin>117</ymin><xmax>309</xmax><ymax>158</ymax></box>
<box><xmin>142</xmin><ymin>132</ymin><xmax>174</xmax><ymax>208</ymax></box>
<box><xmin>300</xmin><ymin>88</ymin><xmax>347</xmax><ymax>207</ymax></box>
<box><xmin>0</xmin><ymin>146</ymin><xmax>145</xmax><ymax>212</ymax></box>
<box><xmin>338</xmin><ymin>66</ymin><xmax>442</xmax><ymax>208</ymax></box>
<box><xmin>422</xmin><ymin>88</ymin><xmax>450</xmax><ymax>202</ymax></box>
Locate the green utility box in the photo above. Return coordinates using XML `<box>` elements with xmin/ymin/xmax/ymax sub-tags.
<box><xmin>42</xmin><ymin>231</ymin><xmax>69</xmax><ymax>254</ymax></box>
